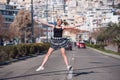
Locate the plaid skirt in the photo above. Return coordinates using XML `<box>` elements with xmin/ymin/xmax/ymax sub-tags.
<box><xmin>50</xmin><ymin>37</ymin><xmax>69</xmax><ymax>50</ymax></box>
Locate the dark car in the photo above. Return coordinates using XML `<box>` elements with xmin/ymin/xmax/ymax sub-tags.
<box><xmin>77</xmin><ymin>40</ymin><xmax>86</xmax><ymax>48</ymax></box>
<box><xmin>66</xmin><ymin>40</ymin><xmax>72</xmax><ymax>50</ymax></box>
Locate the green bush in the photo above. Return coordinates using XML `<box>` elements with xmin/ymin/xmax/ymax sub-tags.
<box><xmin>0</xmin><ymin>43</ymin><xmax>50</xmax><ymax>62</ymax></box>
<box><xmin>87</xmin><ymin>43</ymin><xmax>106</xmax><ymax>49</ymax></box>
<box><xmin>0</xmin><ymin>47</ymin><xmax>8</xmax><ymax>62</ymax></box>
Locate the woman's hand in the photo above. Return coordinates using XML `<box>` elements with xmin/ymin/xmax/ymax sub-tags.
<box><xmin>34</xmin><ymin>16</ymin><xmax>42</xmax><ymax>24</ymax></box>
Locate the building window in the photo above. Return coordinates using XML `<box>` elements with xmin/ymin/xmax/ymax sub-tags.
<box><xmin>3</xmin><ymin>11</ymin><xmax>6</xmax><ymax>15</ymax></box>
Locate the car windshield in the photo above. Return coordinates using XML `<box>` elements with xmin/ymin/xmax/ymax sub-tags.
<box><xmin>80</xmin><ymin>40</ymin><xmax>85</xmax><ymax>43</ymax></box>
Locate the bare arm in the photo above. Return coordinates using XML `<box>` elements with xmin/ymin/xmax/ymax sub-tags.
<box><xmin>63</xmin><ymin>24</ymin><xmax>82</xmax><ymax>34</ymax></box>
<box><xmin>34</xmin><ymin>17</ymin><xmax>54</xmax><ymax>28</ymax></box>
<box><xmin>63</xmin><ymin>23</ymin><xmax>83</xmax><ymax>30</ymax></box>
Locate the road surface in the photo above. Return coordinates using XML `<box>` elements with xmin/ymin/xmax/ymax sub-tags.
<box><xmin>0</xmin><ymin>47</ymin><xmax>120</xmax><ymax>80</ymax></box>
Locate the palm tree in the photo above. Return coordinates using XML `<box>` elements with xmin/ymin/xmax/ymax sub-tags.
<box><xmin>97</xmin><ymin>22</ymin><xmax>120</xmax><ymax>53</ymax></box>
<box><xmin>112</xmin><ymin>23</ymin><xmax>120</xmax><ymax>52</ymax></box>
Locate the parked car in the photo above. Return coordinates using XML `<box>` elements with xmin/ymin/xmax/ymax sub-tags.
<box><xmin>77</xmin><ymin>40</ymin><xmax>86</xmax><ymax>48</ymax></box>
<box><xmin>66</xmin><ymin>40</ymin><xmax>72</xmax><ymax>50</ymax></box>
<box><xmin>4</xmin><ymin>40</ymin><xmax>15</xmax><ymax>46</ymax></box>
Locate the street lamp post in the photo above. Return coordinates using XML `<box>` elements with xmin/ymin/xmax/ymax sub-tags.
<box><xmin>112</xmin><ymin>0</ymin><xmax>115</xmax><ymax>8</ymax></box>
<box><xmin>63</xmin><ymin>0</ymin><xmax>66</xmax><ymax>13</ymax></box>
<box><xmin>46</xmin><ymin>0</ymin><xmax>48</xmax><ymax>42</ymax></box>
<box><xmin>31</xmin><ymin>0</ymin><xmax>34</xmax><ymax>43</ymax></box>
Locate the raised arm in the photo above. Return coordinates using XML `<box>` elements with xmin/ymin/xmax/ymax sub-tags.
<box><xmin>63</xmin><ymin>23</ymin><xmax>83</xmax><ymax>29</ymax></box>
<box><xmin>63</xmin><ymin>24</ymin><xmax>82</xmax><ymax>34</ymax></box>
<box><xmin>34</xmin><ymin>17</ymin><xmax>54</xmax><ymax>28</ymax></box>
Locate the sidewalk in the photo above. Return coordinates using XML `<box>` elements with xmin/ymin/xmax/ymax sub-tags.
<box><xmin>87</xmin><ymin>47</ymin><xmax>120</xmax><ymax>60</ymax></box>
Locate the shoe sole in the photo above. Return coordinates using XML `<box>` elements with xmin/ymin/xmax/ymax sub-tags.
<box><xmin>68</xmin><ymin>66</ymin><xmax>72</xmax><ymax>71</ymax></box>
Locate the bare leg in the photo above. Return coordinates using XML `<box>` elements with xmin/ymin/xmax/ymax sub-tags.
<box><xmin>36</xmin><ymin>47</ymin><xmax>54</xmax><ymax>71</ymax></box>
<box><xmin>40</xmin><ymin>47</ymin><xmax>54</xmax><ymax>67</ymax></box>
<box><xmin>60</xmin><ymin>48</ymin><xmax>69</xmax><ymax>67</ymax></box>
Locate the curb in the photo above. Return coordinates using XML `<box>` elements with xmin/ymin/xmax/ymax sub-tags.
<box><xmin>0</xmin><ymin>51</ymin><xmax>47</xmax><ymax>66</ymax></box>
<box><xmin>87</xmin><ymin>47</ymin><xmax>120</xmax><ymax>60</ymax></box>
<box><xmin>0</xmin><ymin>56</ymin><xmax>33</xmax><ymax>66</ymax></box>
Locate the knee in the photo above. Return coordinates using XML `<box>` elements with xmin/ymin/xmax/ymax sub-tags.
<box><xmin>61</xmin><ymin>52</ymin><xmax>66</xmax><ymax>57</ymax></box>
<box><xmin>46</xmin><ymin>52</ymin><xmax>51</xmax><ymax>57</ymax></box>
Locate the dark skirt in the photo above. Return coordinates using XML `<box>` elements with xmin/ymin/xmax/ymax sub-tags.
<box><xmin>50</xmin><ymin>37</ymin><xmax>69</xmax><ymax>50</ymax></box>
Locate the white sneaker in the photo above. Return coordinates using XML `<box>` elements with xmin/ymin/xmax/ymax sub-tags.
<box><xmin>67</xmin><ymin>65</ymin><xmax>72</xmax><ymax>71</ymax></box>
<box><xmin>36</xmin><ymin>66</ymin><xmax>44</xmax><ymax>71</ymax></box>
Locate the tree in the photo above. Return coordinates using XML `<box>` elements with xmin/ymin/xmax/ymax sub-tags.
<box><xmin>0</xmin><ymin>14</ymin><xmax>13</xmax><ymax>40</ymax></box>
<box><xmin>9</xmin><ymin>10</ymin><xmax>32</xmax><ymax>43</ymax></box>
<box><xmin>0</xmin><ymin>14</ymin><xmax>4</xmax><ymax>30</ymax></box>
<box><xmin>91</xmin><ymin>27</ymin><xmax>105</xmax><ymax>45</ymax></box>
<box><xmin>9</xmin><ymin>10</ymin><xmax>44</xmax><ymax>43</ymax></box>
<box><xmin>112</xmin><ymin>23</ymin><xmax>120</xmax><ymax>52</ymax></box>
<box><xmin>34</xmin><ymin>26</ymin><xmax>44</xmax><ymax>38</ymax></box>
<box><xmin>93</xmin><ymin>28</ymin><xmax>105</xmax><ymax>42</ymax></box>
<box><xmin>0</xmin><ymin>14</ymin><xmax>5</xmax><ymax>38</ymax></box>
<box><xmin>117</xmin><ymin>3</ymin><xmax>120</xmax><ymax>9</ymax></box>
<box><xmin>97</xmin><ymin>22</ymin><xmax>120</xmax><ymax>53</ymax></box>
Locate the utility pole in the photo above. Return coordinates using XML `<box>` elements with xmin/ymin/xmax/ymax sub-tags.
<box><xmin>31</xmin><ymin>0</ymin><xmax>34</xmax><ymax>43</ymax></box>
<box><xmin>112</xmin><ymin>0</ymin><xmax>115</xmax><ymax>8</ymax></box>
<box><xmin>46</xmin><ymin>0</ymin><xmax>48</xmax><ymax>42</ymax></box>
<box><xmin>63</xmin><ymin>0</ymin><xmax>66</xmax><ymax>13</ymax></box>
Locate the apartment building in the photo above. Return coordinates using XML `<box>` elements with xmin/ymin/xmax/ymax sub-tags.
<box><xmin>0</xmin><ymin>4</ymin><xmax>19</xmax><ymax>28</ymax></box>
<box><xmin>0</xmin><ymin>0</ymin><xmax>119</xmax><ymax>42</ymax></box>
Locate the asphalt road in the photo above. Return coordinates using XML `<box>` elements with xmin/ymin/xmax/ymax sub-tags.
<box><xmin>0</xmin><ymin>47</ymin><xmax>120</xmax><ymax>80</ymax></box>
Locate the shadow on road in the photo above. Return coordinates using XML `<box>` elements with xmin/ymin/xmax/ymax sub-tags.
<box><xmin>0</xmin><ymin>64</ymin><xmax>120</xmax><ymax>80</ymax></box>
<box><xmin>73</xmin><ymin>71</ymin><xmax>95</xmax><ymax>77</ymax></box>
<box><xmin>74</xmin><ymin>64</ymin><xmax>120</xmax><ymax>71</ymax></box>
<box><xmin>73</xmin><ymin>64</ymin><xmax>120</xmax><ymax>77</ymax></box>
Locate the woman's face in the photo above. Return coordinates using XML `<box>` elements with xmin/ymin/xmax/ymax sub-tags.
<box><xmin>57</xmin><ymin>19</ymin><xmax>62</xmax><ymax>26</ymax></box>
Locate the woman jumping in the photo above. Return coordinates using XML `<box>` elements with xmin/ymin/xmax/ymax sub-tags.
<box><xmin>34</xmin><ymin>17</ymin><xmax>80</xmax><ymax>71</ymax></box>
